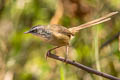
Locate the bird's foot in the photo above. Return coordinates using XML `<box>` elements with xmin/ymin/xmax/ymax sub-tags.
<box><xmin>63</xmin><ymin>56</ymin><xmax>67</xmax><ymax>63</ymax></box>
<box><xmin>45</xmin><ymin>50</ymin><xmax>51</xmax><ymax>60</ymax></box>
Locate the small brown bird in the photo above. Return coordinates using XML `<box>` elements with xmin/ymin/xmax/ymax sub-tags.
<box><xmin>24</xmin><ymin>12</ymin><xmax>118</xmax><ymax>60</ymax></box>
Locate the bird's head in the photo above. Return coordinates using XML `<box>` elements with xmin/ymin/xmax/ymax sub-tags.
<box><xmin>24</xmin><ymin>25</ymin><xmax>45</xmax><ymax>35</ymax></box>
<box><xmin>24</xmin><ymin>25</ymin><xmax>51</xmax><ymax>38</ymax></box>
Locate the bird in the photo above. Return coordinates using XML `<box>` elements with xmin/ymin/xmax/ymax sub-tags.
<box><xmin>24</xmin><ymin>11</ymin><xmax>118</xmax><ymax>60</ymax></box>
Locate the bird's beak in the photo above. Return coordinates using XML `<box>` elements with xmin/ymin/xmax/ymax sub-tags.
<box><xmin>24</xmin><ymin>31</ymin><xmax>30</xmax><ymax>34</ymax></box>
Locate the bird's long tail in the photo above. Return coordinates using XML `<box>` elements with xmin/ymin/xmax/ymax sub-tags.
<box><xmin>69</xmin><ymin>11</ymin><xmax>118</xmax><ymax>34</ymax></box>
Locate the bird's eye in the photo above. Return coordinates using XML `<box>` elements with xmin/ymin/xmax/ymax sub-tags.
<box><xmin>31</xmin><ymin>29</ymin><xmax>37</xmax><ymax>33</ymax></box>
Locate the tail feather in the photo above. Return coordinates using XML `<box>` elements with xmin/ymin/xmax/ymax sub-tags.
<box><xmin>69</xmin><ymin>11</ymin><xmax>118</xmax><ymax>34</ymax></box>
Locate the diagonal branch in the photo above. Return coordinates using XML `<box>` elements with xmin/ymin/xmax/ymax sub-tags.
<box><xmin>100</xmin><ymin>32</ymin><xmax>120</xmax><ymax>50</ymax></box>
<box><xmin>47</xmin><ymin>53</ymin><xmax>120</xmax><ymax>80</ymax></box>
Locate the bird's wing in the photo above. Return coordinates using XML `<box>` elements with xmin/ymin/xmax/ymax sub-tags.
<box><xmin>50</xmin><ymin>24</ymin><xmax>73</xmax><ymax>37</ymax></box>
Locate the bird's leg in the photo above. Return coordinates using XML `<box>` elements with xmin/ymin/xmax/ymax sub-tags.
<box><xmin>64</xmin><ymin>45</ymin><xmax>69</xmax><ymax>62</ymax></box>
<box><xmin>45</xmin><ymin>46</ymin><xmax>62</xmax><ymax>60</ymax></box>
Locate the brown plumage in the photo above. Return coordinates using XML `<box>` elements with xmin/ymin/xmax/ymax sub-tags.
<box><xmin>24</xmin><ymin>11</ymin><xmax>118</xmax><ymax>60</ymax></box>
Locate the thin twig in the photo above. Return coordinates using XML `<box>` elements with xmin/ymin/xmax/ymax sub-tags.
<box><xmin>47</xmin><ymin>53</ymin><xmax>120</xmax><ymax>80</ymax></box>
<box><xmin>94</xmin><ymin>26</ymin><xmax>103</xmax><ymax>80</ymax></box>
<box><xmin>100</xmin><ymin>32</ymin><xmax>120</xmax><ymax>50</ymax></box>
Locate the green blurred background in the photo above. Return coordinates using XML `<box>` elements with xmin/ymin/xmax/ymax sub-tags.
<box><xmin>0</xmin><ymin>0</ymin><xmax>120</xmax><ymax>80</ymax></box>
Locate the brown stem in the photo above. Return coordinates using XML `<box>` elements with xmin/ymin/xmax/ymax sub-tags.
<box><xmin>100</xmin><ymin>32</ymin><xmax>120</xmax><ymax>50</ymax></box>
<box><xmin>47</xmin><ymin>53</ymin><xmax>120</xmax><ymax>80</ymax></box>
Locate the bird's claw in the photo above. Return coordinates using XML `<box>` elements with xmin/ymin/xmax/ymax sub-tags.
<box><xmin>63</xmin><ymin>57</ymin><xmax>67</xmax><ymax>63</ymax></box>
<box><xmin>45</xmin><ymin>50</ymin><xmax>51</xmax><ymax>60</ymax></box>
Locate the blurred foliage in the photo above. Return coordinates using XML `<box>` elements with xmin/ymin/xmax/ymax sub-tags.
<box><xmin>0</xmin><ymin>0</ymin><xmax>120</xmax><ymax>80</ymax></box>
